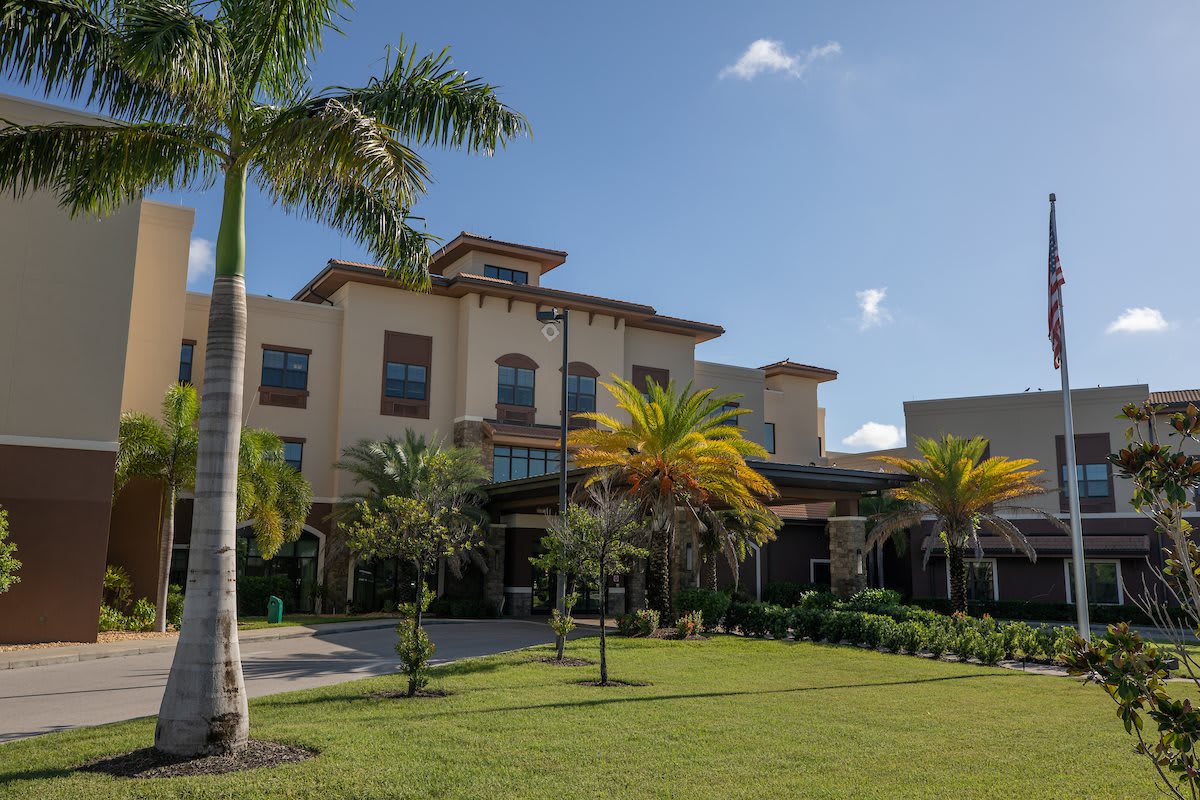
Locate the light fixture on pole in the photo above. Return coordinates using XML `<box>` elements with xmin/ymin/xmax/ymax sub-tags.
<box><xmin>536</xmin><ymin>307</ymin><xmax>569</xmax><ymax>651</ymax></box>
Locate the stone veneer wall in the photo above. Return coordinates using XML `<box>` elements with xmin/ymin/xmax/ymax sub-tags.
<box><xmin>827</xmin><ymin>516</ymin><xmax>868</xmax><ymax>598</ymax></box>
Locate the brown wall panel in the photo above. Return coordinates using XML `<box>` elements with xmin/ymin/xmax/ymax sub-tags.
<box><xmin>0</xmin><ymin>445</ymin><xmax>117</xmax><ymax>644</ymax></box>
<box><xmin>106</xmin><ymin>476</ymin><xmax>164</xmax><ymax>603</ymax></box>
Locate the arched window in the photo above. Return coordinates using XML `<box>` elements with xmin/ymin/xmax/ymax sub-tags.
<box><xmin>563</xmin><ymin>361</ymin><xmax>599</xmax><ymax>427</ymax></box>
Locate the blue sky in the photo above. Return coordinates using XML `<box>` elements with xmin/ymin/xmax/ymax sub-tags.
<box><xmin>4</xmin><ymin>2</ymin><xmax>1198</xmax><ymax>451</ymax></box>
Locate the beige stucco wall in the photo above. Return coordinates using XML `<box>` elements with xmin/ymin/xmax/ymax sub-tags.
<box><xmin>184</xmin><ymin>292</ymin><xmax>344</xmax><ymax>498</ymax></box>
<box><xmin>763</xmin><ymin>375</ymin><xmax>823</xmax><ymax>465</ymax></box>
<box><xmin>624</xmin><ymin>327</ymin><xmax>696</xmax><ymax>391</ymax></box>
<box><xmin>120</xmin><ymin>201</ymin><xmax>194</xmax><ymax>416</ymax></box>
<box><xmin>903</xmin><ymin>385</ymin><xmax>1150</xmax><ymax>513</ymax></box>
<box><xmin>694</xmin><ymin>361</ymin><xmax>767</xmax><ymax>449</ymax></box>
<box><xmin>440</xmin><ymin>251</ymin><xmax>545</xmax><ymax>286</ymax></box>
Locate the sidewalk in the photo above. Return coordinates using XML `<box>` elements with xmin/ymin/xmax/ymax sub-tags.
<box><xmin>0</xmin><ymin>617</ymin><xmax>400</xmax><ymax>671</ymax></box>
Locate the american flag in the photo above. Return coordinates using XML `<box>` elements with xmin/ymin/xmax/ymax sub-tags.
<box><xmin>1047</xmin><ymin>196</ymin><xmax>1065</xmax><ymax>369</ymax></box>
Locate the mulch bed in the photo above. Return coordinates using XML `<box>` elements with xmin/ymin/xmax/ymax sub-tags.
<box><xmin>648</xmin><ymin>628</ymin><xmax>706</xmax><ymax>641</ymax></box>
<box><xmin>77</xmin><ymin>740</ymin><xmax>315</xmax><ymax>779</ymax></box>
<box><xmin>368</xmin><ymin>688</ymin><xmax>451</xmax><ymax>700</ymax></box>
<box><xmin>532</xmin><ymin>656</ymin><xmax>594</xmax><ymax>666</ymax></box>
<box><xmin>575</xmin><ymin>679</ymin><xmax>650</xmax><ymax>687</ymax></box>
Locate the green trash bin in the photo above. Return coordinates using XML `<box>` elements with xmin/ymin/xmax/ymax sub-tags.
<box><xmin>267</xmin><ymin>595</ymin><xmax>284</xmax><ymax>624</ymax></box>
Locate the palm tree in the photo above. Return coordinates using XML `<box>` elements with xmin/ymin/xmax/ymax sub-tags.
<box><xmin>236</xmin><ymin>428</ymin><xmax>313</xmax><ymax>559</ymax></box>
<box><xmin>115</xmin><ymin>383</ymin><xmax>199</xmax><ymax>632</ymax></box>
<box><xmin>336</xmin><ymin>431</ymin><xmax>490</xmax><ymax>599</ymax></box>
<box><xmin>696</xmin><ymin>506</ymin><xmax>782</xmax><ymax>590</ymax></box>
<box><xmin>868</xmin><ymin>435</ymin><xmax>1068</xmax><ymax>614</ymax></box>
<box><xmin>570</xmin><ymin>378</ymin><xmax>778</xmax><ymax>619</ymax></box>
<box><xmin>0</xmin><ymin>2</ymin><xmax>526</xmax><ymax>755</ymax></box>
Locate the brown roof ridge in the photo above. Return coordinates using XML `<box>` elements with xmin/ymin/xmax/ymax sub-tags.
<box><xmin>451</xmin><ymin>231</ymin><xmax>568</xmax><ymax>257</ymax></box>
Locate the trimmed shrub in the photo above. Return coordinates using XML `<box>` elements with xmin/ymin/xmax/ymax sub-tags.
<box><xmin>925</xmin><ymin>623</ymin><xmax>953</xmax><ymax>658</ymax></box>
<box><xmin>428</xmin><ymin>596</ymin><xmax>500</xmax><ymax>619</ymax></box>
<box><xmin>790</xmin><ymin>607</ymin><xmax>826</xmax><ymax>641</ymax></box>
<box><xmin>907</xmin><ymin>596</ymin><xmax>1166</xmax><ymax>627</ymax></box>
<box><xmin>798</xmin><ymin>590</ymin><xmax>839</xmax><ymax>610</ymax></box>
<box><xmin>676</xmin><ymin>610</ymin><xmax>703</xmax><ymax>638</ymax></box>
<box><xmin>890</xmin><ymin>620</ymin><xmax>927</xmax><ymax>654</ymax></box>
<box><xmin>98</xmin><ymin>604</ymin><xmax>127</xmax><ymax>632</ymax></box>
<box><xmin>762</xmin><ymin>581</ymin><xmax>825</xmax><ymax>607</ymax></box>
<box><xmin>844</xmin><ymin>588</ymin><xmax>903</xmax><ymax>614</ymax></box>
<box><xmin>766</xmin><ymin>605</ymin><xmax>791</xmax><ymax>640</ymax></box>
<box><xmin>860</xmin><ymin>614</ymin><xmax>897</xmax><ymax>649</ymax></box>
<box><xmin>166</xmin><ymin>584</ymin><xmax>185</xmax><ymax>629</ymax></box>
<box><xmin>973</xmin><ymin>631</ymin><xmax>1007</xmax><ymax>666</ymax></box>
<box><xmin>127</xmin><ymin>597</ymin><xmax>155</xmax><ymax>631</ymax></box>
<box><xmin>674</xmin><ymin>588</ymin><xmax>730</xmax><ymax>631</ymax></box>
<box><xmin>237</xmin><ymin>575</ymin><xmax>293</xmax><ymax>615</ymax></box>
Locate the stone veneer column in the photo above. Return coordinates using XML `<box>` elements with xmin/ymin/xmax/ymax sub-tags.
<box><xmin>453</xmin><ymin>419</ymin><xmax>494</xmax><ymax>472</ymax></box>
<box><xmin>483</xmin><ymin>524</ymin><xmax>507</xmax><ymax>615</ymax></box>
<box><xmin>827</xmin><ymin>516</ymin><xmax>868</xmax><ymax>598</ymax></box>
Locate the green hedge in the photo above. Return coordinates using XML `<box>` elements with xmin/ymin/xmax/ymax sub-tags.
<box><xmin>237</xmin><ymin>575</ymin><xmax>293</xmax><ymax>616</ymax></box>
<box><xmin>674</xmin><ymin>588</ymin><xmax>731</xmax><ymax>631</ymax></box>
<box><xmin>905</xmin><ymin>597</ymin><xmax>1164</xmax><ymax>627</ymax></box>
<box><xmin>722</xmin><ymin>591</ymin><xmax>1081</xmax><ymax>666</ymax></box>
<box><xmin>427</xmin><ymin>595</ymin><xmax>499</xmax><ymax>619</ymax></box>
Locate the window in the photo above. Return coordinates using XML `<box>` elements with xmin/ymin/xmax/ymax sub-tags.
<box><xmin>1060</xmin><ymin>463</ymin><xmax>1110</xmax><ymax>498</ymax></box>
<box><xmin>1065</xmin><ymin>560</ymin><xmax>1123</xmax><ymax>605</ymax></box>
<box><xmin>631</xmin><ymin>365</ymin><xmax>669</xmax><ymax>401</ymax></box>
<box><xmin>567</xmin><ymin>374</ymin><xmax>596</xmax><ymax>414</ymax></box>
<box><xmin>946</xmin><ymin>559</ymin><xmax>997</xmax><ymax>601</ymax></box>
<box><xmin>483</xmin><ymin>265</ymin><xmax>528</xmax><ymax>284</ymax></box>
<box><xmin>282</xmin><ymin>440</ymin><xmax>304</xmax><ymax>472</ymax></box>
<box><xmin>179</xmin><ymin>341</ymin><xmax>195</xmax><ymax>383</ymax></box>
<box><xmin>492</xmin><ymin>446</ymin><xmax>560</xmax><ymax>482</ymax></box>
<box><xmin>764</xmin><ymin>423</ymin><xmax>776</xmax><ymax>454</ymax></box>
<box><xmin>716</xmin><ymin>403</ymin><xmax>740</xmax><ymax>426</ymax></box>
<box><xmin>385</xmin><ymin>362</ymin><xmax>427</xmax><ymax>400</ymax></box>
<box><xmin>261</xmin><ymin>348</ymin><xmax>309</xmax><ymax>390</ymax></box>
<box><xmin>381</xmin><ymin>331</ymin><xmax>432</xmax><ymax>419</ymax></box>
<box><xmin>498</xmin><ymin>365</ymin><xmax>535</xmax><ymax>406</ymax></box>
<box><xmin>810</xmin><ymin>559</ymin><xmax>831</xmax><ymax>586</ymax></box>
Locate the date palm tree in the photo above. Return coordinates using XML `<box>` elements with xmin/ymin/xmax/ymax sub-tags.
<box><xmin>0</xmin><ymin>0</ymin><xmax>527</xmax><ymax>755</ymax></box>
<box><xmin>868</xmin><ymin>435</ymin><xmax>1068</xmax><ymax>615</ymax></box>
<box><xmin>115</xmin><ymin>383</ymin><xmax>199</xmax><ymax>633</ymax></box>
<box><xmin>570</xmin><ymin>378</ymin><xmax>778</xmax><ymax>619</ymax></box>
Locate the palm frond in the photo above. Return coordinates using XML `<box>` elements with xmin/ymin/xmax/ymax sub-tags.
<box><xmin>0</xmin><ymin>0</ymin><xmax>184</xmax><ymax>120</ymax></box>
<box><xmin>223</xmin><ymin>0</ymin><xmax>347</xmax><ymax>104</ymax></box>
<box><xmin>323</xmin><ymin>37</ymin><xmax>529</xmax><ymax>154</ymax></box>
<box><xmin>114</xmin><ymin>410</ymin><xmax>170</xmax><ymax>496</ymax></box>
<box><xmin>0</xmin><ymin>119</ymin><xmax>224</xmax><ymax>214</ymax></box>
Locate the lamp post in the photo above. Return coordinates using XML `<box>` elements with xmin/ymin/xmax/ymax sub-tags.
<box><xmin>537</xmin><ymin>307</ymin><xmax>569</xmax><ymax>650</ymax></box>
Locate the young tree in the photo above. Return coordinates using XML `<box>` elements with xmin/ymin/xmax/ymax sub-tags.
<box><xmin>868</xmin><ymin>435</ymin><xmax>1067</xmax><ymax>614</ymax></box>
<box><xmin>1068</xmin><ymin>403</ymin><xmax>1200</xmax><ymax>800</ymax></box>
<box><xmin>569</xmin><ymin>378</ymin><xmax>777</xmax><ymax>619</ymax></box>
<box><xmin>538</xmin><ymin>478</ymin><xmax>647</xmax><ymax>685</ymax></box>
<box><xmin>0</xmin><ymin>1</ymin><xmax>526</xmax><ymax>755</ymax></box>
<box><xmin>115</xmin><ymin>383</ymin><xmax>198</xmax><ymax>632</ymax></box>
<box><xmin>339</xmin><ymin>432</ymin><xmax>488</xmax><ymax>695</ymax></box>
<box><xmin>116</xmin><ymin>387</ymin><xmax>312</xmax><ymax>630</ymax></box>
<box><xmin>0</xmin><ymin>504</ymin><xmax>20</xmax><ymax>595</ymax></box>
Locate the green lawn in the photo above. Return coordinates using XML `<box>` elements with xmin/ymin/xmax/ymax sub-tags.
<box><xmin>0</xmin><ymin>637</ymin><xmax>1170</xmax><ymax>799</ymax></box>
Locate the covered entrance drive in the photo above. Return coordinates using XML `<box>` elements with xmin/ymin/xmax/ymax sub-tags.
<box><xmin>481</xmin><ymin>462</ymin><xmax>912</xmax><ymax>615</ymax></box>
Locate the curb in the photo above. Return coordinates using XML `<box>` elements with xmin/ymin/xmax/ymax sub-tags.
<box><xmin>0</xmin><ymin>618</ymin><xmax>402</xmax><ymax>671</ymax></box>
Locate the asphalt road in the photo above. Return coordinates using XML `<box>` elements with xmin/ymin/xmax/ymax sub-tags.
<box><xmin>0</xmin><ymin>619</ymin><xmax>562</xmax><ymax>744</ymax></box>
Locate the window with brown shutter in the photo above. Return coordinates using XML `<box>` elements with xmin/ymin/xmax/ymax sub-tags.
<box><xmin>631</xmin><ymin>365</ymin><xmax>669</xmax><ymax>399</ymax></box>
<box><xmin>495</xmin><ymin>353</ymin><xmax>538</xmax><ymax>424</ymax></box>
<box><xmin>1055</xmin><ymin>433</ymin><xmax>1115</xmax><ymax>513</ymax></box>
<box><xmin>381</xmin><ymin>331</ymin><xmax>432</xmax><ymax>419</ymax></box>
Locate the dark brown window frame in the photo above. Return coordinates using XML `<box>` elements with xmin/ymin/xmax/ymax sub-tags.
<box><xmin>562</xmin><ymin>361</ymin><xmax>599</xmax><ymax>429</ymax></box>
<box><xmin>1055</xmin><ymin>433</ymin><xmax>1116</xmax><ymax>513</ymax></box>
<box><xmin>280</xmin><ymin>436</ymin><xmax>305</xmax><ymax>472</ymax></box>
<box><xmin>631</xmin><ymin>365</ymin><xmax>669</xmax><ymax>398</ymax></box>
<box><xmin>259</xmin><ymin>344</ymin><xmax>312</xmax><ymax>409</ymax></box>
<box><xmin>496</xmin><ymin>354</ymin><xmax>538</xmax><ymax>424</ymax></box>
<box><xmin>381</xmin><ymin>331</ymin><xmax>433</xmax><ymax>419</ymax></box>
<box><xmin>179</xmin><ymin>339</ymin><xmax>196</xmax><ymax>384</ymax></box>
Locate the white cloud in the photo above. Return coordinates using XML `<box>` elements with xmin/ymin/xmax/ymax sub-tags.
<box><xmin>187</xmin><ymin>237</ymin><xmax>215</xmax><ymax>288</ymax></box>
<box><xmin>856</xmin><ymin>287</ymin><xmax>891</xmax><ymax>330</ymax></box>
<box><xmin>842</xmin><ymin>422</ymin><xmax>905</xmax><ymax>451</ymax></box>
<box><xmin>719</xmin><ymin>39</ymin><xmax>841</xmax><ymax>81</ymax></box>
<box><xmin>1106</xmin><ymin>307</ymin><xmax>1169</xmax><ymax>334</ymax></box>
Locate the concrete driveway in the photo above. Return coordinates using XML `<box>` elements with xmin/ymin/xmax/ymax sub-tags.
<box><xmin>0</xmin><ymin>619</ymin><xmax>566</xmax><ymax>743</ymax></box>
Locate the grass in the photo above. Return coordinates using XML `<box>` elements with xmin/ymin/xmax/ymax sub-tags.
<box><xmin>236</xmin><ymin>614</ymin><xmax>393</xmax><ymax>631</ymax></box>
<box><xmin>0</xmin><ymin>636</ymin><xmax>1175</xmax><ymax>799</ymax></box>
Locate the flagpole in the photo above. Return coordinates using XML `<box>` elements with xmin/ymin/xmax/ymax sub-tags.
<box><xmin>1050</xmin><ymin>193</ymin><xmax>1091</xmax><ymax>635</ymax></box>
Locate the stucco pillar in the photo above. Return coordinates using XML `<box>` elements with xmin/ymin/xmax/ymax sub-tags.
<box><xmin>483</xmin><ymin>524</ymin><xmax>507</xmax><ymax>615</ymax></box>
<box><xmin>827</xmin><ymin>516</ymin><xmax>868</xmax><ymax>598</ymax></box>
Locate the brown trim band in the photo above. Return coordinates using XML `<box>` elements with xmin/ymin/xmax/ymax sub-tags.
<box><xmin>496</xmin><ymin>353</ymin><xmax>538</xmax><ymax>370</ymax></box>
<box><xmin>261</xmin><ymin>343</ymin><xmax>313</xmax><ymax>356</ymax></box>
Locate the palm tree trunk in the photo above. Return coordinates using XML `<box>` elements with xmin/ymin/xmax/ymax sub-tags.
<box><xmin>705</xmin><ymin>554</ymin><xmax>718</xmax><ymax>590</ymax></box>
<box><xmin>153</xmin><ymin>486</ymin><xmax>177</xmax><ymax>633</ymax></box>
<box><xmin>599</xmin><ymin>562</ymin><xmax>608</xmax><ymax>686</ymax></box>
<box><xmin>156</xmin><ymin>169</ymin><xmax>249</xmax><ymax>756</ymax></box>
<box><xmin>947</xmin><ymin>542</ymin><xmax>968</xmax><ymax>615</ymax></box>
<box><xmin>646</xmin><ymin>496</ymin><xmax>674</xmax><ymax>621</ymax></box>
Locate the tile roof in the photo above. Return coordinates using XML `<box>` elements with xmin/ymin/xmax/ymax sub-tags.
<box><xmin>1148</xmin><ymin>390</ymin><xmax>1200</xmax><ymax>406</ymax></box>
<box><xmin>771</xmin><ymin>502</ymin><xmax>834</xmax><ymax>521</ymax></box>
